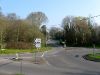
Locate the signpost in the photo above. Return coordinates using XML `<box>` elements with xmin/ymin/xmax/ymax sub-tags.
<box><xmin>34</xmin><ymin>38</ymin><xmax>41</xmax><ymax>63</ymax></box>
<box><xmin>35</xmin><ymin>38</ymin><xmax>41</xmax><ymax>48</ymax></box>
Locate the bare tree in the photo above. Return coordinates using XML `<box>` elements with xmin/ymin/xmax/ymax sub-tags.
<box><xmin>26</xmin><ymin>12</ymin><xmax>48</xmax><ymax>27</ymax></box>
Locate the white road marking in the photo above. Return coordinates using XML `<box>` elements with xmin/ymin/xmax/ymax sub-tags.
<box><xmin>41</xmin><ymin>51</ymin><xmax>50</xmax><ymax>65</ymax></box>
<box><xmin>41</xmin><ymin>51</ymin><xmax>48</xmax><ymax>57</ymax></box>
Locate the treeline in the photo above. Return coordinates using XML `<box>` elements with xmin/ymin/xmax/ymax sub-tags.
<box><xmin>0</xmin><ymin>11</ymin><xmax>48</xmax><ymax>49</ymax></box>
<box><xmin>49</xmin><ymin>16</ymin><xmax>100</xmax><ymax>47</ymax></box>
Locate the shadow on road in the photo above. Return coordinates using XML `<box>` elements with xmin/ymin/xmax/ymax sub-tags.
<box><xmin>63</xmin><ymin>70</ymin><xmax>100</xmax><ymax>75</ymax></box>
<box><xmin>0</xmin><ymin>62</ymin><xmax>13</xmax><ymax>67</ymax></box>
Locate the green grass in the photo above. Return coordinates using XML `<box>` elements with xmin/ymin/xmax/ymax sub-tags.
<box><xmin>0</xmin><ymin>47</ymin><xmax>51</xmax><ymax>54</ymax></box>
<box><xmin>15</xmin><ymin>73</ymin><xmax>24</xmax><ymax>75</ymax></box>
<box><xmin>83</xmin><ymin>53</ymin><xmax>100</xmax><ymax>62</ymax></box>
<box><xmin>89</xmin><ymin>53</ymin><xmax>100</xmax><ymax>59</ymax></box>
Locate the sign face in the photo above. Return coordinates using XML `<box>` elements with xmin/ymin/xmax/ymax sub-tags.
<box><xmin>35</xmin><ymin>38</ymin><xmax>41</xmax><ymax>43</ymax></box>
<box><xmin>34</xmin><ymin>38</ymin><xmax>41</xmax><ymax>48</ymax></box>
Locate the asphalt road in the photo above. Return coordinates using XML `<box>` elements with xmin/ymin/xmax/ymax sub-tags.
<box><xmin>44</xmin><ymin>47</ymin><xmax>100</xmax><ymax>75</ymax></box>
<box><xmin>0</xmin><ymin>47</ymin><xmax>100</xmax><ymax>75</ymax></box>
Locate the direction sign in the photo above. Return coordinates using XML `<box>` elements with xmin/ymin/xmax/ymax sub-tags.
<box><xmin>35</xmin><ymin>38</ymin><xmax>41</xmax><ymax>43</ymax></box>
<box><xmin>34</xmin><ymin>38</ymin><xmax>41</xmax><ymax>48</ymax></box>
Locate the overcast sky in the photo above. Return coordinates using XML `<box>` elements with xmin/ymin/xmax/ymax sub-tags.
<box><xmin>0</xmin><ymin>0</ymin><xmax>100</xmax><ymax>28</ymax></box>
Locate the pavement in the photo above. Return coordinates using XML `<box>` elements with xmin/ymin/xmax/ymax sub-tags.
<box><xmin>0</xmin><ymin>46</ymin><xmax>100</xmax><ymax>75</ymax></box>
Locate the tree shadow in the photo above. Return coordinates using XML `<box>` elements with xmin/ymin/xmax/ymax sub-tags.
<box><xmin>0</xmin><ymin>62</ymin><xmax>13</xmax><ymax>67</ymax></box>
<box><xmin>63</xmin><ymin>70</ymin><xmax>100</xmax><ymax>75</ymax></box>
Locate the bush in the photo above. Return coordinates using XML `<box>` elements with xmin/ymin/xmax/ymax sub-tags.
<box><xmin>6</xmin><ymin>42</ymin><xmax>33</xmax><ymax>49</ymax></box>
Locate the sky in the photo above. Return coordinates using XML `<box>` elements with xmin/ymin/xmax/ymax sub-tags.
<box><xmin>0</xmin><ymin>0</ymin><xmax>100</xmax><ymax>28</ymax></box>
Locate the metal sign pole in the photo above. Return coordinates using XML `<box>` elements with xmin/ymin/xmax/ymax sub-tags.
<box><xmin>20</xmin><ymin>60</ymin><xmax>22</xmax><ymax>74</ymax></box>
<box><xmin>34</xmin><ymin>48</ymin><xmax>37</xmax><ymax>64</ymax></box>
<box><xmin>34</xmin><ymin>38</ymin><xmax>41</xmax><ymax>64</ymax></box>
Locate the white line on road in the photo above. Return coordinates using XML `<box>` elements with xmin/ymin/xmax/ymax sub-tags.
<box><xmin>41</xmin><ymin>51</ymin><xmax>50</xmax><ymax>65</ymax></box>
<box><xmin>41</xmin><ymin>51</ymin><xmax>47</xmax><ymax>57</ymax></box>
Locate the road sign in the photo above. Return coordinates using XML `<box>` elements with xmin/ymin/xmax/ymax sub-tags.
<box><xmin>35</xmin><ymin>38</ymin><xmax>41</xmax><ymax>43</ymax></box>
<box><xmin>34</xmin><ymin>38</ymin><xmax>41</xmax><ymax>48</ymax></box>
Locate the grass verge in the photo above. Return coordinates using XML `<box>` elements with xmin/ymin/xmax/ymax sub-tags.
<box><xmin>0</xmin><ymin>47</ymin><xmax>51</xmax><ymax>54</ymax></box>
<box><xmin>15</xmin><ymin>73</ymin><xmax>24</xmax><ymax>75</ymax></box>
<box><xmin>83</xmin><ymin>53</ymin><xmax>100</xmax><ymax>62</ymax></box>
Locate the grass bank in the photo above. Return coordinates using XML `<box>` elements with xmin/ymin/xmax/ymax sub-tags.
<box><xmin>0</xmin><ymin>47</ymin><xmax>51</xmax><ymax>54</ymax></box>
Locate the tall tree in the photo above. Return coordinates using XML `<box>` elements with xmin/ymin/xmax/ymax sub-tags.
<box><xmin>0</xmin><ymin>7</ymin><xmax>5</xmax><ymax>19</ymax></box>
<box><xmin>62</xmin><ymin>16</ymin><xmax>93</xmax><ymax>46</ymax></box>
<box><xmin>49</xmin><ymin>27</ymin><xmax>62</xmax><ymax>40</ymax></box>
<box><xmin>0</xmin><ymin>19</ymin><xmax>7</xmax><ymax>49</ymax></box>
<box><xmin>62</xmin><ymin>16</ymin><xmax>76</xmax><ymax>45</ymax></box>
<box><xmin>26</xmin><ymin>12</ymin><xmax>48</xmax><ymax>27</ymax></box>
<box><xmin>7</xmin><ymin>13</ymin><xmax>19</xmax><ymax>20</ymax></box>
<box><xmin>41</xmin><ymin>25</ymin><xmax>47</xmax><ymax>36</ymax></box>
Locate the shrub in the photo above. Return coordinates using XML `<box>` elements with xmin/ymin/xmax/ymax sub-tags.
<box><xmin>6</xmin><ymin>42</ymin><xmax>33</xmax><ymax>49</ymax></box>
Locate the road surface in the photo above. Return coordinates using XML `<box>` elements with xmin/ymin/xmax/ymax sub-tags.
<box><xmin>0</xmin><ymin>46</ymin><xmax>100</xmax><ymax>75</ymax></box>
